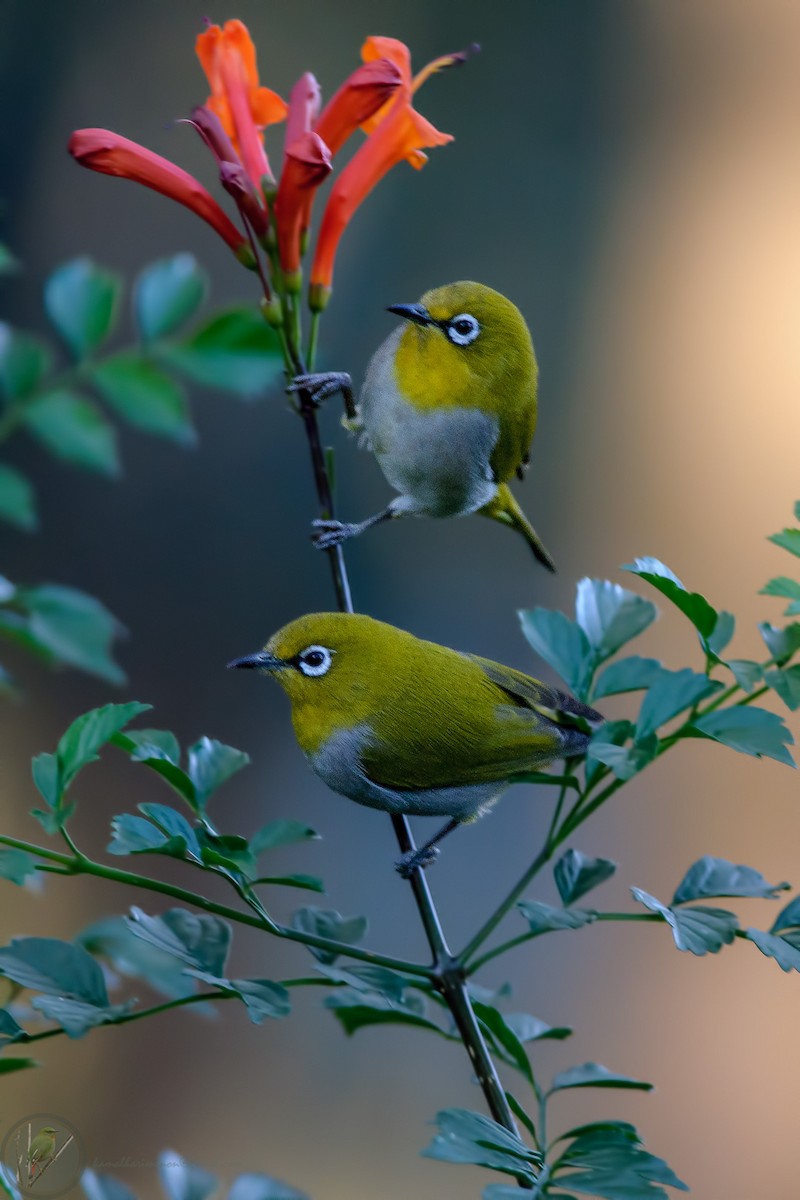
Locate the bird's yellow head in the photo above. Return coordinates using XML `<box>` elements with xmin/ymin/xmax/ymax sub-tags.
<box><xmin>228</xmin><ymin>613</ymin><xmax>410</xmax><ymax>753</ymax></box>
<box><xmin>389</xmin><ymin>280</ymin><xmax>537</xmax><ymax>416</ymax></box>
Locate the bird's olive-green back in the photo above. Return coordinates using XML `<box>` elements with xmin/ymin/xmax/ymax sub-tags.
<box><xmin>392</xmin><ymin>282</ymin><xmax>538</xmax><ymax>483</ymax></box>
<box><xmin>266</xmin><ymin>613</ymin><xmax>578</xmax><ymax>790</ymax></box>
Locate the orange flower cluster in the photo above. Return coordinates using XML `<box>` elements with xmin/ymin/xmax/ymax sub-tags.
<box><xmin>69</xmin><ymin>20</ymin><xmax>469</xmax><ymax>307</ymax></box>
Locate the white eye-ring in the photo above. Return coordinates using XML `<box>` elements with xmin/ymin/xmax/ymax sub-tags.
<box><xmin>297</xmin><ymin>645</ymin><xmax>334</xmax><ymax>677</ymax></box>
<box><xmin>446</xmin><ymin>312</ymin><xmax>481</xmax><ymax>346</ymax></box>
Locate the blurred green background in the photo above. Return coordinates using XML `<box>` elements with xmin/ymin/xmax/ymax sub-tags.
<box><xmin>2</xmin><ymin>1</ymin><xmax>800</xmax><ymax>1197</ymax></box>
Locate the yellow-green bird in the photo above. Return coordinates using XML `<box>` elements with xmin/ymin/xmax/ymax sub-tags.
<box><xmin>27</xmin><ymin>1127</ymin><xmax>56</xmax><ymax>1178</ymax></box>
<box><xmin>290</xmin><ymin>281</ymin><xmax>555</xmax><ymax>571</ymax></box>
<box><xmin>229</xmin><ymin>613</ymin><xmax>600</xmax><ymax>874</ymax></box>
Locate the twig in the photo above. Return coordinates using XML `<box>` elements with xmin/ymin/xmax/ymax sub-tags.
<box><xmin>30</xmin><ymin>1133</ymin><xmax>74</xmax><ymax>1188</ymax></box>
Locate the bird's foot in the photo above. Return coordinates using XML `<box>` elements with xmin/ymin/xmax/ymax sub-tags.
<box><xmin>395</xmin><ymin>845</ymin><xmax>440</xmax><ymax>879</ymax></box>
<box><xmin>311</xmin><ymin>518</ymin><xmax>358</xmax><ymax>549</ymax></box>
<box><xmin>287</xmin><ymin>371</ymin><xmax>352</xmax><ymax>408</ymax></box>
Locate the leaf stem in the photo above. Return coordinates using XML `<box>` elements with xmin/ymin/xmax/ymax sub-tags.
<box><xmin>460</xmin><ymin>843</ymin><xmax>554</xmax><ymax>967</ymax></box>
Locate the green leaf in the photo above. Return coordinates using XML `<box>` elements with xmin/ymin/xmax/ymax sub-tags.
<box><xmin>672</xmin><ymin>856</ymin><xmax>789</xmax><ymax>905</ymax></box>
<box><xmin>768</xmin><ymin>528</ymin><xmax>800</xmax><ymax>558</ymax></box>
<box><xmin>57</xmin><ymin>701</ymin><xmax>151</xmax><ymax>789</ymax></box>
<box><xmin>107</xmin><ymin>809</ymin><xmax>200</xmax><ymax>861</ymax></box>
<box><xmin>111</xmin><ymin>730</ymin><xmax>196</xmax><ymax>805</ymax></box>
<box><xmin>593</xmin><ymin>657</ymin><xmax>662</xmax><ymax>700</ymax></box>
<box><xmin>727</xmin><ymin>659</ymin><xmax>763</xmax><ymax>692</ymax></box>
<box><xmin>187</xmin><ymin>737</ymin><xmax>249</xmax><ymax>812</ymax></box>
<box><xmin>249</xmin><ymin>819</ymin><xmax>320</xmax><ymax>853</ymax></box>
<box><xmin>555</xmin><ymin>849</ymin><xmax>617</xmax><ymax>905</ymax></box>
<box><xmin>22</xmin><ymin>584</ymin><xmax>126</xmax><ymax>683</ymax></box>
<box><xmin>228</xmin><ymin>1174</ymin><xmax>309</xmax><ymax>1200</ymax></box>
<box><xmin>553</xmin><ymin>1121</ymin><xmax>688</xmax><ymax>1199</ymax></box>
<box><xmin>0</xmin><ymin>936</ymin><xmax>108</xmax><ymax>1004</ymax></box>
<box><xmin>0</xmin><ymin>1009</ymin><xmax>25</xmax><ymax>1045</ymax></box>
<box><xmin>746</xmin><ymin>928</ymin><xmax>800</xmax><ymax>973</ymax></box>
<box><xmin>472</xmin><ymin>1002</ymin><xmax>534</xmax><ymax>1084</ymax></box>
<box><xmin>636</xmin><ymin>668</ymin><xmax>721</xmax><ymax>738</ymax></box>
<box><xmin>24</xmin><ymin>389</ymin><xmax>120</xmax><ymax>476</ymax></box>
<box><xmin>575</xmin><ymin>578</ymin><xmax>657</xmax><ymax>661</ymax></box>
<box><xmin>517</xmin><ymin>901</ymin><xmax>597</xmax><ymax>936</ymax></box>
<box><xmin>158</xmin><ymin>1152</ymin><xmax>217</xmax><ymax>1200</ymax></box>
<box><xmin>690</xmin><ymin>705</ymin><xmax>795</xmax><ymax>767</ymax></box>
<box><xmin>325</xmin><ymin>988</ymin><xmax>441</xmax><ymax>1038</ymax></box>
<box><xmin>504</xmin><ymin>1012</ymin><xmax>573</xmax><ymax>1042</ymax></box>
<box><xmin>587</xmin><ymin>729</ymin><xmax>658</xmax><ymax>782</ymax></box>
<box><xmin>0</xmin><ymin>848</ymin><xmax>39</xmax><ymax>886</ymax></box>
<box><xmin>549</xmin><ymin>1062</ymin><xmax>653</xmax><ymax>1095</ymax></box>
<box><xmin>631</xmin><ymin>888</ymin><xmax>738</xmax><ymax>955</ymax></box>
<box><xmin>77</xmin><ymin>915</ymin><xmax>198</xmax><ymax>999</ymax></box>
<box><xmin>771</xmin><ymin>895</ymin><xmax>800</xmax><ymax>933</ymax></box>
<box><xmin>0</xmin><ymin>324</ymin><xmax>51</xmax><ymax>400</ymax></box>
<box><xmin>126</xmin><ymin>907</ymin><xmax>231</xmax><ymax>977</ymax></box>
<box><xmin>0</xmin><ymin>464</ymin><xmax>36</xmax><ymax>530</ymax></box>
<box><xmin>764</xmin><ymin>664</ymin><xmax>800</xmax><ymax>711</ymax></box>
<box><xmin>81</xmin><ymin>1168</ymin><xmax>139</xmax><ymax>1200</ymax></box>
<box><xmin>134</xmin><ymin>254</ymin><xmax>208</xmax><ymax>342</ymax></box>
<box><xmin>518</xmin><ymin>608</ymin><xmax>593</xmax><ymax>698</ymax></box>
<box><xmin>760</xmin><ymin>576</ymin><xmax>800</xmax><ymax>617</ymax></box>
<box><xmin>159</xmin><ymin>306</ymin><xmax>283</xmax><ymax>397</ymax></box>
<box><xmin>91</xmin><ymin>353</ymin><xmax>195</xmax><ymax>444</ymax></box>
<box><xmin>30</xmin><ymin>994</ymin><xmax>133</xmax><ymax>1038</ymax></box>
<box><xmin>0</xmin><ymin>1058</ymin><xmax>36</xmax><ymax>1076</ymax></box>
<box><xmin>758</xmin><ymin>621</ymin><xmax>800</xmax><ymax>665</ymax></box>
<box><xmin>290</xmin><ymin>907</ymin><xmax>368</xmax><ymax>964</ymax></box>
<box><xmin>187</xmin><ymin>970</ymin><xmax>291</xmax><ymax>1024</ymax></box>
<box><xmin>422</xmin><ymin>1108</ymin><xmax>540</xmax><ymax>1182</ymax></box>
<box><xmin>622</xmin><ymin>557</ymin><xmax>718</xmax><ymax>643</ymax></box>
<box><xmin>255</xmin><ymin>873</ymin><xmax>324</xmax><ymax>893</ymax></box>
<box><xmin>584</xmin><ymin>719</ymin><xmax>633</xmax><ymax>787</ymax></box>
<box><xmin>31</xmin><ymin>751</ymin><xmax>60</xmax><ymax>807</ymax></box>
<box><xmin>44</xmin><ymin>258</ymin><xmax>121</xmax><ymax>359</ymax></box>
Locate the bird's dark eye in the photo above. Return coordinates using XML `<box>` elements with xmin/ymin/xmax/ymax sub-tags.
<box><xmin>297</xmin><ymin>645</ymin><xmax>334</xmax><ymax>677</ymax></box>
<box><xmin>446</xmin><ymin>313</ymin><xmax>481</xmax><ymax>347</ymax></box>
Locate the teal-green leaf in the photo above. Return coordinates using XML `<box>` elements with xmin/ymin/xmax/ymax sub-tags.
<box><xmin>158</xmin><ymin>1152</ymin><xmax>217</xmax><ymax>1200</ymax></box>
<box><xmin>593</xmin><ymin>657</ymin><xmax>662</xmax><ymax>700</ymax></box>
<box><xmin>636</xmin><ymin>668</ymin><xmax>721</xmax><ymax>738</ymax></box>
<box><xmin>422</xmin><ymin>1108</ymin><xmax>540</xmax><ymax>1181</ymax></box>
<box><xmin>622</xmin><ymin>557</ymin><xmax>718</xmax><ymax>639</ymax></box>
<box><xmin>81</xmin><ymin>1168</ymin><xmax>138</xmax><ymax>1200</ymax></box>
<box><xmin>0</xmin><ymin>1009</ymin><xmax>25</xmax><ymax>1045</ymax></box>
<box><xmin>107</xmin><ymin>813</ymin><xmax>188</xmax><ymax>860</ymax></box>
<box><xmin>472</xmin><ymin>1002</ymin><xmax>534</xmax><ymax>1084</ymax></box>
<box><xmin>760</xmin><ymin>576</ymin><xmax>800</xmax><ymax>611</ymax></box>
<box><xmin>771</xmin><ymin>895</ymin><xmax>800</xmax><ymax>933</ymax></box>
<box><xmin>706</xmin><ymin>610</ymin><xmax>735</xmax><ymax>656</ymax></box>
<box><xmin>555</xmin><ymin>849</ymin><xmax>617</xmax><ymax>905</ymax></box>
<box><xmin>31</xmin><ymin>751</ymin><xmax>60</xmax><ymax>808</ymax></box>
<box><xmin>56</xmin><ymin>701</ymin><xmax>151</xmax><ymax>789</ymax></box>
<box><xmin>553</xmin><ymin>1121</ymin><xmax>688</xmax><ymax>1198</ymax></box>
<box><xmin>325</xmin><ymin>989</ymin><xmax>440</xmax><ymax>1038</ymax></box>
<box><xmin>126</xmin><ymin>907</ymin><xmax>231</xmax><ymax>977</ymax></box>
<box><xmin>631</xmin><ymin>888</ymin><xmax>738</xmax><ymax>955</ymax></box>
<box><xmin>134</xmin><ymin>254</ymin><xmax>208</xmax><ymax>342</ymax></box>
<box><xmin>727</xmin><ymin>659</ymin><xmax>763</xmax><ymax>693</ymax></box>
<box><xmin>768</xmin><ymin>528</ymin><xmax>800</xmax><ymax>558</ymax></box>
<box><xmin>290</xmin><ymin>907</ymin><xmax>368</xmax><ymax>964</ymax></box>
<box><xmin>672</xmin><ymin>856</ymin><xmax>789</xmax><ymax>904</ymax></box>
<box><xmin>187</xmin><ymin>737</ymin><xmax>249</xmax><ymax>812</ymax></box>
<box><xmin>91</xmin><ymin>353</ymin><xmax>195</xmax><ymax>444</ymax></box>
<box><xmin>0</xmin><ymin>848</ymin><xmax>39</xmax><ymax>886</ymax></box>
<box><xmin>690</xmin><ymin>705</ymin><xmax>795</xmax><ymax>766</ymax></box>
<box><xmin>187</xmin><ymin>970</ymin><xmax>291</xmax><ymax>1024</ymax></box>
<box><xmin>159</xmin><ymin>306</ymin><xmax>283</xmax><ymax>397</ymax></box>
<box><xmin>549</xmin><ymin>1062</ymin><xmax>653</xmax><ymax>1094</ymax></box>
<box><xmin>587</xmin><ymin>730</ymin><xmax>658</xmax><ymax>782</ymax></box>
<box><xmin>746</xmin><ymin>928</ymin><xmax>800</xmax><ymax>973</ymax></box>
<box><xmin>138</xmin><ymin>803</ymin><xmax>202</xmax><ymax>861</ymax></box>
<box><xmin>44</xmin><ymin>258</ymin><xmax>121</xmax><ymax>359</ymax></box>
<box><xmin>254</xmin><ymin>873</ymin><xmax>324</xmax><ymax>893</ymax></box>
<box><xmin>518</xmin><ymin>608</ymin><xmax>593</xmax><ymax>698</ymax></box>
<box><xmin>30</xmin><ymin>994</ymin><xmax>133</xmax><ymax>1039</ymax></box>
<box><xmin>24</xmin><ymin>389</ymin><xmax>120</xmax><ymax>476</ymax></box>
<box><xmin>22</xmin><ymin>584</ymin><xmax>126</xmax><ymax>683</ymax></box>
<box><xmin>758</xmin><ymin>621</ymin><xmax>800</xmax><ymax>665</ymax></box>
<box><xmin>123</xmin><ymin>728</ymin><xmax>181</xmax><ymax>765</ymax></box>
<box><xmin>575</xmin><ymin>578</ymin><xmax>657</xmax><ymax>661</ymax></box>
<box><xmin>228</xmin><ymin>1173</ymin><xmax>309</xmax><ymax>1200</ymax></box>
<box><xmin>0</xmin><ymin>464</ymin><xmax>36</xmax><ymax>530</ymax></box>
<box><xmin>0</xmin><ymin>324</ymin><xmax>51</xmax><ymax>400</ymax></box>
<box><xmin>249</xmin><ymin>819</ymin><xmax>320</xmax><ymax>853</ymax></box>
<box><xmin>77</xmin><ymin>915</ymin><xmax>198</xmax><ymax>999</ymax></box>
<box><xmin>0</xmin><ymin>1058</ymin><xmax>36</xmax><ymax>1076</ymax></box>
<box><xmin>517</xmin><ymin>901</ymin><xmax>596</xmax><ymax>936</ymax></box>
<box><xmin>504</xmin><ymin>1012</ymin><xmax>573</xmax><ymax>1042</ymax></box>
<box><xmin>764</xmin><ymin>664</ymin><xmax>800</xmax><ymax>711</ymax></box>
<box><xmin>0</xmin><ymin>936</ymin><xmax>108</xmax><ymax>1004</ymax></box>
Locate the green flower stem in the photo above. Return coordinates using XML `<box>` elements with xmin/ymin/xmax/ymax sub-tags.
<box><xmin>0</xmin><ymin>833</ymin><xmax>434</xmax><ymax>979</ymax></box>
<box><xmin>306</xmin><ymin>310</ymin><xmax>320</xmax><ymax>371</ymax></box>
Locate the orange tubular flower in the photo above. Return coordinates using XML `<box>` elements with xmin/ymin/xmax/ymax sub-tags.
<box><xmin>274</xmin><ymin>133</ymin><xmax>332</xmax><ymax>279</ymax></box>
<box><xmin>314</xmin><ymin>57</ymin><xmax>402</xmax><ymax>157</ymax></box>
<box><xmin>309</xmin><ymin>38</ymin><xmax>456</xmax><ymax>304</ymax></box>
<box><xmin>68</xmin><ymin>129</ymin><xmax>253</xmax><ymax>263</ymax></box>
<box><xmin>196</xmin><ymin>18</ymin><xmax>287</xmax><ymax>189</ymax></box>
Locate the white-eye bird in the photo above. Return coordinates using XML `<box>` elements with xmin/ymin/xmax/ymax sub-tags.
<box><xmin>27</xmin><ymin>1127</ymin><xmax>57</xmax><ymax>1180</ymax></box>
<box><xmin>290</xmin><ymin>281</ymin><xmax>556</xmax><ymax>571</ymax></box>
<box><xmin>229</xmin><ymin>613</ymin><xmax>601</xmax><ymax>875</ymax></box>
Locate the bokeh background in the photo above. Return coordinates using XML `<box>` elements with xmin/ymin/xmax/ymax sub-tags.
<box><xmin>2</xmin><ymin>1</ymin><xmax>800</xmax><ymax>1197</ymax></box>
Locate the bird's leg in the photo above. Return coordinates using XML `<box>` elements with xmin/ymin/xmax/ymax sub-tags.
<box><xmin>311</xmin><ymin>505</ymin><xmax>395</xmax><ymax>550</ymax></box>
<box><xmin>395</xmin><ymin>818</ymin><xmax>461</xmax><ymax>878</ymax></box>
<box><xmin>287</xmin><ymin>372</ymin><xmax>357</xmax><ymax>420</ymax></box>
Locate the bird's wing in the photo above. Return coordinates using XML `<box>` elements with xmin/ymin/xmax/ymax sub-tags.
<box><xmin>358</xmin><ymin>655</ymin><xmax>600</xmax><ymax>792</ymax></box>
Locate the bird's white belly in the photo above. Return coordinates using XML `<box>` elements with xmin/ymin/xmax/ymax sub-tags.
<box><xmin>358</xmin><ymin>329</ymin><xmax>499</xmax><ymax>518</ymax></box>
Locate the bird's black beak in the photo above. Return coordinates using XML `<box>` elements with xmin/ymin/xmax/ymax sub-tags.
<box><xmin>227</xmin><ymin>651</ymin><xmax>285</xmax><ymax>672</ymax></box>
<box><xmin>386</xmin><ymin>302</ymin><xmax>434</xmax><ymax>327</ymax></box>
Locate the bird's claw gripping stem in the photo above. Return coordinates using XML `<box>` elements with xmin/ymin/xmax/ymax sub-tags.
<box><xmin>395</xmin><ymin>845</ymin><xmax>440</xmax><ymax>879</ymax></box>
<box><xmin>288</xmin><ymin>372</ymin><xmax>356</xmax><ymax>418</ymax></box>
<box><xmin>311</xmin><ymin>518</ymin><xmax>357</xmax><ymax>550</ymax></box>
